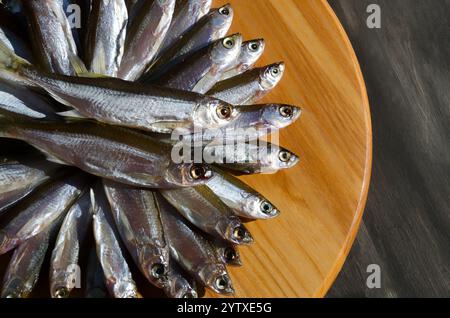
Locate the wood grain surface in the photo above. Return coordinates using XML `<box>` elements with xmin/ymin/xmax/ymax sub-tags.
<box><xmin>204</xmin><ymin>0</ymin><xmax>371</xmax><ymax>298</ymax></box>
<box><xmin>327</xmin><ymin>0</ymin><xmax>450</xmax><ymax>297</ymax></box>
<box><xmin>0</xmin><ymin>0</ymin><xmax>372</xmax><ymax>298</ymax></box>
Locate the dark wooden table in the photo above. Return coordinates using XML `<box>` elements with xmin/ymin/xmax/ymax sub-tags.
<box><xmin>327</xmin><ymin>0</ymin><xmax>449</xmax><ymax>297</ymax></box>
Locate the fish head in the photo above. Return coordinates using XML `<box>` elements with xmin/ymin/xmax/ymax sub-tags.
<box><xmin>261</xmin><ymin>144</ymin><xmax>300</xmax><ymax>172</ymax></box>
<box><xmin>260</xmin><ymin>62</ymin><xmax>285</xmax><ymax>90</ymax></box>
<box><xmin>211</xmin><ymin>34</ymin><xmax>243</xmax><ymax>67</ymax></box>
<box><xmin>217</xmin><ymin>217</ymin><xmax>253</xmax><ymax>245</ymax></box>
<box><xmin>212</xmin><ymin>4</ymin><xmax>234</xmax><ymax>29</ymax></box>
<box><xmin>199</xmin><ymin>264</ymin><xmax>234</xmax><ymax>295</ymax></box>
<box><xmin>167</xmin><ymin>275</ymin><xmax>198</xmax><ymax>298</ymax></box>
<box><xmin>260</xmin><ymin>103</ymin><xmax>302</xmax><ymax>129</ymax></box>
<box><xmin>139</xmin><ymin>245</ymin><xmax>170</xmax><ymax>287</ymax></box>
<box><xmin>108</xmin><ymin>278</ymin><xmax>139</xmax><ymax>298</ymax></box>
<box><xmin>193</xmin><ymin>97</ymin><xmax>237</xmax><ymax>129</ymax></box>
<box><xmin>244</xmin><ymin>194</ymin><xmax>280</xmax><ymax>219</ymax></box>
<box><xmin>50</xmin><ymin>271</ymin><xmax>72</xmax><ymax>298</ymax></box>
<box><xmin>239</xmin><ymin>39</ymin><xmax>266</xmax><ymax>72</ymax></box>
<box><xmin>166</xmin><ymin>162</ymin><xmax>214</xmax><ymax>187</ymax></box>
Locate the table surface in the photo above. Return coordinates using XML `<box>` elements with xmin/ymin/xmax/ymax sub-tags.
<box><xmin>327</xmin><ymin>0</ymin><xmax>450</xmax><ymax>297</ymax></box>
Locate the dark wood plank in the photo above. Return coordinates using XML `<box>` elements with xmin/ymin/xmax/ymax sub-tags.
<box><xmin>327</xmin><ymin>0</ymin><xmax>450</xmax><ymax>297</ymax></box>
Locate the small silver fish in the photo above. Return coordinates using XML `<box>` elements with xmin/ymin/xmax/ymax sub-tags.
<box><xmin>220</xmin><ymin>39</ymin><xmax>265</xmax><ymax>81</ymax></box>
<box><xmin>157</xmin><ymin>193</ymin><xmax>234</xmax><ymax>295</ymax></box>
<box><xmin>0</xmin><ymin>156</ymin><xmax>60</xmax><ymax>213</ymax></box>
<box><xmin>103</xmin><ymin>179</ymin><xmax>169</xmax><ymax>288</ymax></box>
<box><xmin>1</xmin><ymin>222</ymin><xmax>58</xmax><ymax>298</ymax></box>
<box><xmin>160</xmin><ymin>186</ymin><xmax>253</xmax><ymax>245</ymax></box>
<box><xmin>206</xmin><ymin>167</ymin><xmax>279</xmax><ymax>219</ymax></box>
<box><xmin>157</xmin><ymin>34</ymin><xmax>243</xmax><ymax>94</ymax></box>
<box><xmin>184</xmin><ymin>103</ymin><xmax>302</xmax><ymax>143</ymax></box>
<box><xmin>0</xmin><ymin>116</ymin><xmax>213</xmax><ymax>188</ymax></box>
<box><xmin>118</xmin><ymin>0</ymin><xmax>175</xmax><ymax>80</ymax></box>
<box><xmin>23</xmin><ymin>0</ymin><xmax>81</xmax><ymax>75</ymax></box>
<box><xmin>207</xmin><ymin>141</ymin><xmax>300</xmax><ymax>174</ymax></box>
<box><xmin>157</xmin><ymin>0</ymin><xmax>212</xmax><ymax>57</ymax></box>
<box><xmin>0</xmin><ymin>170</ymin><xmax>89</xmax><ymax>255</ymax></box>
<box><xmin>143</xmin><ymin>3</ymin><xmax>233</xmax><ymax>81</ymax></box>
<box><xmin>50</xmin><ymin>190</ymin><xmax>93</xmax><ymax>298</ymax></box>
<box><xmin>92</xmin><ymin>185</ymin><xmax>141</xmax><ymax>298</ymax></box>
<box><xmin>85</xmin><ymin>0</ymin><xmax>128</xmax><ymax>77</ymax></box>
<box><xmin>208</xmin><ymin>62</ymin><xmax>285</xmax><ymax>105</ymax></box>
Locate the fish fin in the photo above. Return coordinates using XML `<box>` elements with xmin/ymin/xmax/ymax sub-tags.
<box><xmin>68</xmin><ymin>54</ymin><xmax>89</xmax><ymax>76</ymax></box>
<box><xmin>41</xmin><ymin>152</ymin><xmax>69</xmax><ymax>165</ymax></box>
<box><xmin>56</xmin><ymin>109</ymin><xmax>86</xmax><ymax>119</ymax></box>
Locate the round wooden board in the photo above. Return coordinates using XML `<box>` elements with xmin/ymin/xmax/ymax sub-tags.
<box><xmin>206</xmin><ymin>0</ymin><xmax>372</xmax><ymax>298</ymax></box>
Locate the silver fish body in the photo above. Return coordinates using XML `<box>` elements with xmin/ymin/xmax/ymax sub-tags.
<box><xmin>103</xmin><ymin>179</ymin><xmax>169</xmax><ymax>288</ymax></box>
<box><xmin>220</xmin><ymin>39</ymin><xmax>265</xmax><ymax>81</ymax></box>
<box><xmin>160</xmin><ymin>186</ymin><xmax>253</xmax><ymax>245</ymax></box>
<box><xmin>1</xmin><ymin>222</ymin><xmax>57</xmax><ymax>298</ymax></box>
<box><xmin>50</xmin><ymin>190</ymin><xmax>92</xmax><ymax>298</ymax></box>
<box><xmin>0</xmin><ymin>118</ymin><xmax>213</xmax><ymax>188</ymax></box>
<box><xmin>92</xmin><ymin>185</ymin><xmax>140</xmax><ymax>298</ymax></box>
<box><xmin>85</xmin><ymin>0</ymin><xmax>128</xmax><ymax>76</ymax></box>
<box><xmin>157</xmin><ymin>0</ymin><xmax>212</xmax><ymax>57</ymax></box>
<box><xmin>118</xmin><ymin>0</ymin><xmax>175</xmax><ymax>80</ymax></box>
<box><xmin>23</xmin><ymin>0</ymin><xmax>80</xmax><ymax>75</ymax></box>
<box><xmin>0</xmin><ymin>170</ymin><xmax>88</xmax><ymax>255</ymax></box>
<box><xmin>206</xmin><ymin>141</ymin><xmax>300</xmax><ymax>174</ymax></box>
<box><xmin>209</xmin><ymin>62</ymin><xmax>285</xmax><ymax>105</ymax></box>
<box><xmin>0</xmin><ymin>156</ymin><xmax>60</xmax><ymax>213</ymax></box>
<box><xmin>206</xmin><ymin>167</ymin><xmax>279</xmax><ymax>219</ymax></box>
<box><xmin>20</xmin><ymin>69</ymin><xmax>237</xmax><ymax>133</ymax></box>
<box><xmin>143</xmin><ymin>3</ymin><xmax>233</xmax><ymax>81</ymax></box>
<box><xmin>157</xmin><ymin>34</ymin><xmax>243</xmax><ymax>94</ymax></box>
<box><xmin>157</xmin><ymin>193</ymin><xmax>234</xmax><ymax>295</ymax></box>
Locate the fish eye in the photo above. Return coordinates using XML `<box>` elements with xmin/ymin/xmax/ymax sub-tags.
<box><xmin>224</xmin><ymin>247</ymin><xmax>237</xmax><ymax>262</ymax></box>
<box><xmin>190</xmin><ymin>164</ymin><xmax>209</xmax><ymax>180</ymax></box>
<box><xmin>55</xmin><ymin>287</ymin><xmax>69</xmax><ymax>298</ymax></box>
<box><xmin>216</xmin><ymin>104</ymin><xmax>233</xmax><ymax>120</ymax></box>
<box><xmin>249</xmin><ymin>42</ymin><xmax>260</xmax><ymax>52</ymax></box>
<box><xmin>151</xmin><ymin>263</ymin><xmax>166</xmax><ymax>279</ymax></box>
<box><xmin>219</xmin><ymin>6</ymin><xmax>230</xmax><ymax>16</ymax></box>
<box><xmin>183</xmin><ymin>291</ymin><xmax>197</xmax><ymax>298</ymax></box>
<box><xmin>223</xmin><ymin>37</ymin><xmax>235</xmax><ymax>49</ymax></box>
<box><xmin>215</xmin><ymin>275</ymin><xmax>230</xmax><ymax>290</ymax></box>
<box><xmin>270</xmin><ymin>67</ymin><xmax>280</xmax><ymax>77</ymax></box>
<box><xmin>260</xmin><ymin>201</ymin><xmax>274</xmax><ymax>214</ymax></box>
<box><xmin>279</xmin><ymin>105</ymin><xmax>293</xmax><ymax>118</ymax></box>
<box><xmin>233</xmin><ymin>226</ymin><xmax>246</xmax><ymax>240</ymax></box>
<box><xmin>278</xmin><ymin>150</ymin><xmax>292</xmax><ymax>162</ymax></box>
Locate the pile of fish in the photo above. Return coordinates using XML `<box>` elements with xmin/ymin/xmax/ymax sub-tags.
<box><xmin>0</xmin><ymin>0</ymin><xmax>301</xmax><ymax>298</ymax></box>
